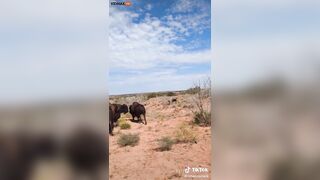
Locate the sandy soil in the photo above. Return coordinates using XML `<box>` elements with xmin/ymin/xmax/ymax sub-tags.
<box><xmin>109</xmin><ymin>95</ymin><xmax>211</xmax><ymax>180</ymax></box>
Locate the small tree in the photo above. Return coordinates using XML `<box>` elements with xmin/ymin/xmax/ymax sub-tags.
<box><xmin>191</xmin><ymin>77</ymin><xmax>211</xmax><ymax>126</ymax></box>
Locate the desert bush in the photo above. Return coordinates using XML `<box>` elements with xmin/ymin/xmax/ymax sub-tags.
<box><xmin>118</xmin><ymin>116</ymin><xmax>126</xmax><ymax>122</ymax></box>
<box><xmin>166</xmin><ymin>92</ymin><xmax>175</xmax><ymax>96</ymax></box>
<box><xmin>193</xmin><ymin>111</ymin><xmax>211</xmax><ymax>127</ymax></box>
<box><xmin>117</xmin><ymin>133</ymin><xmax>140</xmax><ymax>147</ymax></box>
<box><xmin>147</xmin><ymin>93</ymin><xmax>157</xmax><ymax>99</ymax></box>
<box><xmin>174</xmin><ymin>124</ymin><xmax>197</xmax><ymax>143</ymax></box>
<box><xmin>116</xmin><ymin>116</ymin><xmax>125</xmax><ymax>125</ymax></box>
<box><xmin>119</xmin><ymin>122</ymin><xmax>131</xmax><ymax>129</ymax></box>
<box><xmin>118</xmin><ymin>116</ymin><xmax>131</xmax><ymax>129</ymax></box>
<box><xmin>157</xmin><ymin>136</ymin><xmax>175</xmax><ymax>151</ymax></box>
<box><xmin>185</xmin><ymin>86</ymin><xmax>201</xmax><ymax>94</ymax></box>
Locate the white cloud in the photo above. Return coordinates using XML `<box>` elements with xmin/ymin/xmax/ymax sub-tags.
<box><xmin>170</xmin><ymin>0</ymin><xmax>209</xmax><ymax>13</ymax></box>
<box><xmin>110</xmin><ymin>69</ymin><xmax>209</xmax><ymax>95</ymax></box>
<box><xmin>145</xmin><ymin>4</ymin><xmax>152</xmax><ymax>11</ymax></box>
<box><xmin>171</xmin><ymin>0</ymin><xmax>194</xmax><ymax>13</ymax></box>
<box><xmin>165</xmin><ymin>0</ymin><xmax>210</xmax><ymax>37</ymax></box>
<box><xmin>109</xmin><ymin>6</ymin><xmax>211</xmax><ymax>94</ymax></box>
<box><xmin>164</xmin><ymin>12</ymin><xmax>210</xmax><ymax>36</ymax></box>
<box><xmin>109</xmin><ymin>8</ymin><xmax>211</xmax><ymax>70</ymax></box>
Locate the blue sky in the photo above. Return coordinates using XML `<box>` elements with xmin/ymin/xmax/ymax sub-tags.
<box><xmin>109</xmin><ymin>0</ymin><xmax>211</xmax><ymax>95</ymax></box>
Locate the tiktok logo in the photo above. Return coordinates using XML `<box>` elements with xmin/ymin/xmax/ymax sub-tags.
<box><xmin>184</xmin><ymin>166</ymin><xmax>191</xmax><ymax>174</ymax></box>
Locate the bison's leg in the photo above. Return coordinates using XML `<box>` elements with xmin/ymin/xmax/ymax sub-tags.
<box><xmin>109</xmin><ymin>120</ymin><xmax>114</xmax><ymax>135</ymax></box>
<box><xmin>143</xmin><ymin>113</ymin><xmax>147</xmax><ymax>125</ymax></box>
<box><xmin>129</xmin><ymin>112</ymin><xmax>134</xmax><ymax>121</ymax></box>
<box><xmin>114</xmin><ymin>113</ymin><xmax>120</xmax><ymax>124</ymax></box>
<box><xmin>139</xmin><ymin>114</ymin><xmax>145</xmax><ymax>124</ymax></box>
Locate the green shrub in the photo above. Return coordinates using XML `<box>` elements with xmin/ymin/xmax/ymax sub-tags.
<box><xmin>193</xmin><ymin>111</ymin><xmax>211</xmax><ymax>127</ymax></box>
<box><xmin>117</xmin><ymin>133</ymin><xmax>140</xmax><ymax>147</ymax></box>
<box><xmin>157</xmin><ymin>136</ymin><xmax>175</xmax><ymax>151</ymax></box>
<box><xmin>175</xmin><ymin>124</ymin><xmax>197</xmax><ymax>143</ymax></box>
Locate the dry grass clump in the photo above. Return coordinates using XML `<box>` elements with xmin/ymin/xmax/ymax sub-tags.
<box><xmin>118</xmin><ymin>117</ymin><xmax>131</xmax><ymax>129</ymax></box>
<box><xmin>117</xmin><ymin>133</ymin><xmax>140</xmax><ymax>147</ymax></box>
<box><xmin>119</xmin><ymin>122</ymin><xmax>131</xmax><ymax>129</ymax></box>
<box><xmin>157</xmin><ymin>136</ymin><xmax>175</xmax><ymax>151</ymax></box>
<box><xmin>174</xmin><ymin>124</ymin><xmax>197</xmax><ymax>143</ymax></box>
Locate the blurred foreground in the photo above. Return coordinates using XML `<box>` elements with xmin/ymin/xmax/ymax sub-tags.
<box><xmin>0</xmin><ymin>100</ymin><xmax>107</xmax><ymax>180</ymax></box>
<box><xmin>0</xmin><ymin>0</ymin><xmax>107</xmax><ymax>179</ymax></box>
<box><xmin>214</xmin><ymin>78</ymin><xmax>320</xmax><ymax>180</ymax></box>
<box><xmin>213</xmin><ymin>0</ymin><xmax>320</xmax><ymax>179</ymax></box>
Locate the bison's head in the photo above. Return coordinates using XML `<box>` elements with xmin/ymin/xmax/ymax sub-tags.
<box><xmin>119</xmin><ymin>104</ymin><xmax>128</xmax><ymax>114</ymax></box>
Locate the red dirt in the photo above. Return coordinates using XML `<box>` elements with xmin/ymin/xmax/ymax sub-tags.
<box><xmin>109</xmin><ymin>95</ymin><xmax>211</xmax><ymax>179</ymax></box>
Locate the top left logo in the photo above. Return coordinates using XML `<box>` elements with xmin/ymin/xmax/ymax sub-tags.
<box><xmin>110</xmin><ymin>1</ymin><xmax>132</xmax><ymax>6</ymax></box>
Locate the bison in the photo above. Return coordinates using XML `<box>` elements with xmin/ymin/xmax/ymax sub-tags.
<box><xmin>0</xmin><ymin>133</ymin><xmax>35</xmax><ymax>180</ymax></box>
<box><xmin>109</xmin><ymin>103</ymin><xmax>128</xmax><ymax>135</ymax></box>
<box><xmin>129</xmin><ymin>102</ymin><xmax>147</xmax><ymax>125</ymax></box>
<box><xmin>0</xmin><ymin>132</ymin><xmax>59</xmax><ymax>180</ymax></box>
<box><xmin>171</xmin><ymin>97</ymin><xmax>177</xmax><ymax>103</ymax></box>
<box><xmin>64</xmin><ymin>127</ymin><xmax>107</xmax><ymax>180</ymax></box>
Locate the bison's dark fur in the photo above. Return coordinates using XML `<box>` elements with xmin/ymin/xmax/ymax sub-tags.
<box><xmin>129</xmin><ymin>102</ymin><xmax>147</xmax><ymax>125</ymax></box>
<box><xmin>171</xmin><ymin>98</ymin><xmax>177</xmax><ymax>103</ymax></box>
<box><xmin>109</xmin><ymin>103</ymin><xmax>128</xmax><ymax>135</ymax></box>
<box><xmin>109</xmin><ymin>103</ymin><xmax>114</xmax><ymax>135</ymax></box>
<box><xmin>0</xmin><ymin>133</ymin><xmax>34</xmax><ymax>180</ymax></box>
<box><xmin>0</xmin><ymin>133</ymin><xmax>59</xmax><ymax>180</ymax></box>
<box><xmin>0</xmin><ymin>128</ymin><xmax>107</xmax><ymax>180</ymax></box>
<box><xmin>64</xmin><ymin>127</ymin><xmax>107</xmax><ymax>180</ymax></box>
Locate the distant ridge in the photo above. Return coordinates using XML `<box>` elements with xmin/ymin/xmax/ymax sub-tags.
<box><xmin>109</xmin><ymin>89</ymin><xmax>187</xmax><ymax>98</ymax></box>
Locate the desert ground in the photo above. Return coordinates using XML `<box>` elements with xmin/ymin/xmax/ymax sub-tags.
<box><xmin>109</xmin><ymin>92</ymin><xmax>211</xmax><ymax>180</ymax></box>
